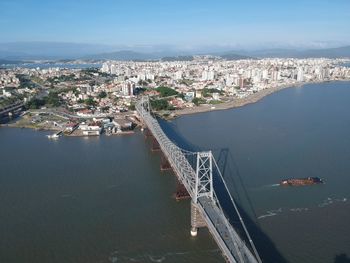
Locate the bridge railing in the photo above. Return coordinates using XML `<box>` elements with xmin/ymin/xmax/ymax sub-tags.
<box><xmin>136</xmin><ymin>98</ymin><xmax>197</xmax><ymax>199</ymax></box>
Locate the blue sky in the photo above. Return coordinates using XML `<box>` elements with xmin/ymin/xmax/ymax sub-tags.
<box><xmin>0</xmin><ymin>0</ymin><xmax>349</xmax><ymax>49</ymax></box>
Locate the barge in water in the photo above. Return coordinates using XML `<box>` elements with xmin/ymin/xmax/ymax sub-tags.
<box><xmin>280</xmin><ymin>177</ymin><xmax>323</xmax><ymax>186</ymax></box>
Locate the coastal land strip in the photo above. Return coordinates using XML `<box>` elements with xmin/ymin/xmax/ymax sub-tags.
<box><xmin>168</xmin><ymin>80</ymin><xmax>347</xmax><ymax>119</ymax></box>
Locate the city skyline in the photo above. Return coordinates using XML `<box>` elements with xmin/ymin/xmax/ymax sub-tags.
<box><xmin>1</xmin><ymin>0</ymin><xmax>350</xmax><ymax>49</ymax></box>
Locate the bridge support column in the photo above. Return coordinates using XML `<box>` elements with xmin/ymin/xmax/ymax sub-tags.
<box><xmin>175</xmin><ymin>181</ymin><xmax>190</xmax><ymax>200</ymax></box>
<box><xmin>160</xmin><ymin>154</ymin><xmax>171</xmax><ymax>171</ymax></box>
<box><xmin>151</xmin><ymin>137</ymin><xmax>161</xmax><ymax>151</ymax></box>
<box><xmin>144</xmin><ymin>128</ymin><xmax>152</xmax><ymax>138</ymax></box>
<box><xmin>190</xmin><ymin>201</ymin><xmax>206</xmax><ymax>237</ymax></box>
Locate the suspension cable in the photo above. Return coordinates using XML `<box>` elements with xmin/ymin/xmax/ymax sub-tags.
<box><xmin>212</xmin><ymin>158</ymin><xmax>262</xmax><ymax>263</ymax></box>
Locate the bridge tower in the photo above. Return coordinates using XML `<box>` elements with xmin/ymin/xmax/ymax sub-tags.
<box><xmin>191</xmin><ymin>151</ymin><xmax>214</xmax><ymax>236</ymax></box>
<box><xmin>139</xmin><ymin>96</ymin><xmax>150</xmax><ymax>130</ymax></box>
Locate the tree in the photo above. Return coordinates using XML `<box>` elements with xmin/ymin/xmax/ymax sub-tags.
<box><xmin>98</xmin><ymin>91</ymin><xmax>107</xmax><ymax>99</ymax></box>
<box><xmin>73</xmin><ymin>88</ymin><xmax>80</xmax><ymax>96</ymax></box>
<box><xmin>128</xmin><ymin>102</ymin><xmax>136</xmax><ymax>111</ymax></box>
<box><xmin>150</xmin><ymin>99</ymin><xmax>169</xmax><ymax>111</ymax></box>
<box><xmin>85</xmin><ymin>97</ymin><xmax>97</xmax><ymax>107</ymax></box>
<box><xmin>192</xmin><ymin>97</ymin><xmax>206</xmax><ymax>106</ymax></box>
<box><xmin>25</xmin><ymin>98</ymin><xmax>45</xmax><ymax>109</ymax></box>
<box><xmin>201</xmin><ymin>88</ymin><xmax>223</xmax><ymax>97</ymax></box>
<box><xmin>44</xmin><ymin>92</ymin><xmax>61</xmax><ymax>107</ymax></box>
<box><xmin>156</xmin><ymin>86</ymin><xmax>178</xmax><ymax>97</ymax></box>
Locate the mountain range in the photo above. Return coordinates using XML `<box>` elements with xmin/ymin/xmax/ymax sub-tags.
<box><xmin>0</xmin><ymin>42</ymin><xmax>349</xmax><ymax>61</ymax></box>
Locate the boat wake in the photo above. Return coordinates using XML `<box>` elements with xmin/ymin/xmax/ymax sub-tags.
<box><xmin>108</xmin><ymin>249</ymin><xmax>220</xmax><ymax>262</ymax></box>
<box><xmin>258</xmin><ymin>197</ymin><xmax>348</xmax><ymax>220</ymax></box>
<box><xmin>257</xmin><ymin>208</ymin><xmax>282</xmax><ymax>219</ymax></box>
<box><xmin>318</xmin><ymin>197</ymin><xmax>347</xmax><ymax>207</ymax></box>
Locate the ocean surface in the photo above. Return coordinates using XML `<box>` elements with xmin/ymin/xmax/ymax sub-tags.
<box><xmin>1</xmin><ymin>81</ymin><xmax>350</xmax><ymax>263</ymax></box>
<box><xmin>161</xmin><ymin>81</ymin><xmax>350</xmax><ymax>263</ymax></box>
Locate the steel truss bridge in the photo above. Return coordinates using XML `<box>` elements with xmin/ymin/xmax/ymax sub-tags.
<box><xmin>136</xmin><ymin>97</ymin><xmax>262</xmax><ymax>263</ymax></box>
<box><xmin>0</xmin><ymin>102</ymin><xmax>24</xmax><ymax>116</ymax></box>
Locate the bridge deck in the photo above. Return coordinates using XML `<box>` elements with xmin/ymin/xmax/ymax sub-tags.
<box><xmin>136</xmin><ymin>97</ymin><xmax>259</xmax><ymax>263</ymax></box>
<box><xmin>0</xmin><ymin>102</ymin><xmax>24</xmax><ymax>115</ymax></box>
<box><xmin>199</xmin><ymin>197</ymin><xmax>257</xmax><ymax>262</ymax></box>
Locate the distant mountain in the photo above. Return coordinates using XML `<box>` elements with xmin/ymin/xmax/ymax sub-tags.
<box><xmin>0</xmin><ymin>59</ymin><xmax>25</xmax><ymax>65</ymax></box>
<box><xmin>0</xmin><ymin>42</ymin><xmax>349</xmax><ymax>61</ymax></box>
<box><xmin>83</xmin><ymin>50</ymin><xmax>158</xmax><ymax>61</ymax></box>
<box><xmin>244</xmin><ymin>46</ymin><xmax>350</xmax><ymax>58</ymax></box>
<box><xmin>161</xmin><ymin>55</ymin><xmax>194</xmax><ymax>61</ymax></box>
<box><xmin>0</xmin><ymin>42</ymin><xmax>116</xmax><ymax>60</ymax></box>
<box><xmin>217</xmin><ymin>52</ymin><xmax>253</xmax><ymax>60</ymax></box>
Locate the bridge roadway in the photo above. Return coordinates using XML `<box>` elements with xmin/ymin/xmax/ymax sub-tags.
<box><xmin>0</xmin><ymin>102</ymin><xmax>24</xmax><ymax>115</ymax></box>
<box><xmin>136</xmin><ymin>97</ymin><xmax>261</xmax><ymax>263</ymax></box>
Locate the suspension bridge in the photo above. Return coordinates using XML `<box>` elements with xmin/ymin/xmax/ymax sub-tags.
<box><xmin>136</xmin><ymin>96</ymin><xmax>262</xmax><ymax>263</ymax></box>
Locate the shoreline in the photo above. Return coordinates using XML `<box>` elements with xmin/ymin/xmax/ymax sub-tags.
<box><xmin>1</xmin><ymin>79</ymin><xmax>349</xmax><ymax>131</ymax></box>
<box><xmin>167</xmin><ymin>79</ymin><xmax>350</xmax><ymax>119</ymax></box>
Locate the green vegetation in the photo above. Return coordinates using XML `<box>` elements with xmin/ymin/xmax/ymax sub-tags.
<box><xmin>192</xmin><ymin>97</ymin><xmax>206</xmax><ymax>106</ymax></box>
<box><xmin>25</xmin><ymin>91</ymin><xmax>61</xmax><ymax>109</ymax></box>
<box><xmin>178</xmin><ymin>79</ymin><xmax>194</xmax><ymax>86</ymax></box>
<box><xmin>25</xmin><ymin>98</ymin><xmax>45</xmax><ymax>109</ymax></box>
<box><xmin>81</xmin><ymin>68</ymin><xmax>110</xmax><ymax>78</ymax></box>
<box><xmin>201</xmin><ymin>88</ymin><xmax>224</xmax><ymax>97</ymax></box>
<box><xmin>98</xmin><ymin>91</ymin><xmax>107</xmax><ymax>99</ymax></box>
<box><xmin>209</xmin><ymin>100</ymin><xmax>222</xmax><ymax>105</ymax></box>
<box><xmin>161</xmin><ymin>56</ymin><xmax>193</xmax><ymax>61</ymax></box>
<box><xmin>81</xmin><ymin>68</ymin><xmax>100</xmax><ymax>75</ymax></box>
<box><xmin>128</xmin><ymin>102</ymin><xmax>136</xmax><ymax>111</ymax></box>
<box><xmin>45</xmin><ymin>91</ymin><xmax>61</xmax><ymax>107</ymax></box>
<box><xmin>47</xmin><ymin>74</ymin><xmax>76</xmax><ymax>84</ymax></box>
<box><xmin>177</xmin><ymin>93</ymin><xmax>185</xmax><ymax>99</ymax></box>
<box><xmin>150</xmin><ymin>99</ymin><xmax>169</xmax><ymax>111</ymax></box>
<box><xmin>156</xmin><ymin>86</ymin><xmax>178</xmax><ymax>97</ymax></box>
<box><xmin>0</xmin><ymin>97</ymin><xmax>22</xmax><ymax>108</ymax></box>
<box><xmin>16</xmin><ymin>74</ymin><xmax>36</xmax><ymax>89</ymax></box>
<box><xmin>73</xmin><ymin>88</ymin><xmax>80</xmax><ymax>96</ymax></box>
<box><xmin>84</xmin><ymin>97</ymin><xmax>97</xmax><ymax>107</ymax></box>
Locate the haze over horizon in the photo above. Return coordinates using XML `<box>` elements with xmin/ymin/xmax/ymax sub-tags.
<box><xmin>1</xmin><ymin>0</ymin><xmax>350</xmax><ymax>53</ymax></box>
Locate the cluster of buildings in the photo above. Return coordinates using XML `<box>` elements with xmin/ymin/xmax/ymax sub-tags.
<box><xmin>0</xmin><ymin>70</ymin><xmax>20</xmax><ymax>98</ymax></box>
<box><xmin>101</xmin><ymin>57</ymin><xmax>350</xmax><ymax>102</ymax></box>
<box><xmin>1</xmin><ymin>57</ymin><xmax>350</xmax><ymax>132</ymax></box>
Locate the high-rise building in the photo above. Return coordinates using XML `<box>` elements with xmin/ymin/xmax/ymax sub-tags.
<box><xmin>297</xmin><ymin>67</ymin><xmax>304</xmax><ymax>82</ymax></box>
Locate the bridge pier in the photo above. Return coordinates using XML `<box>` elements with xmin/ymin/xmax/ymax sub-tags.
<box><xmin>151</xmin><ymin>137</ymin><xmax>161</xmax><ymax>151</ymax></box>
<box><xmin>160</xmin><ymin>154</ymin><xmax>171</xmax><ymax>171</ymax></box>
<box><xmin>175</xmin><ymin>181</ymin><xmax>190</xmax><ymax>201</ymax></box>
<box><xmin>190</xmin><ymin>201</ymin><xmax>206</xmax><ymax>237</ymax></box>
<box><xmin>143</xmin><ymin>128</ymin><xmax>152</xmax><ymax>138</ymax></box>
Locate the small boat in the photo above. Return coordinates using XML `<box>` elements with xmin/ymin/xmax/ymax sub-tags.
<box><xmin>47</xmin><ymin>131</ymin><xmax>62</xmax><ymax>139</ymax></box>
<box><xmin>47</xmin><ymin>134</ymin><xmax>59</xmax><ymax>139</ymax></box>
<box><xmin>280</xmin><ymin>177</ymin><xmax>323</xmax><ymax>186</ymax></box>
